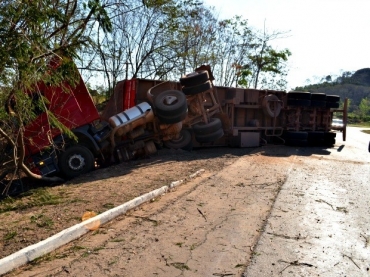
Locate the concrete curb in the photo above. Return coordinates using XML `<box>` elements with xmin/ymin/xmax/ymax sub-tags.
<box><xmin>0</xmin><ymin>169</ymin><xmax>205</xmax><ymax>276</ymax></box>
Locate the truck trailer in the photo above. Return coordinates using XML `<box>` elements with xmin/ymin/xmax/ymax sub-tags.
<box><xmin>16</xmin><ymin>66</ymin><xmax>348</xmax><ymax>180</ymax></box>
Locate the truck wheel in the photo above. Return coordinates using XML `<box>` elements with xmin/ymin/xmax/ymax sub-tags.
<box><xmin>284</xmin><ymin>131</ymin><xmax>308</xmax><ymax>140</ymax></box>
<box><xmin>192</xmin><ymin>118</ymin><xmax>222</xmax><ymax>135</ymax></box>
<box><xmin>154</xmin><ymin>90</ymin><xmax>187</xmax><ymax>117</ymax></box>
<box><xmin>287</xmin><ymin>99</ymin><xmax>311</xmax><ymax>107</ymax></box>
<box><xmin>310</xmin><ymin>93</ymin><xmax>326</xmax><ymax>101</ymax></box>
<box><xmin>287</xmin><ymin>91</ymin><xmax>311</xmax><ymax>100</ymax></box>
<box><xmin>195</xmin><ymin>128</ymin><xmax>224</xmax><ymax>143</ymax></box>
<box><xmin>285</xmin><ymin>139</ymin><xmax>308</xmax><ymax>147</ymax></box>
<box><xmin>310</xmin><ymin>100</ymin><xmax>326</xmax><ymax>107</ymax></box>
<box><xmin>182</xmin><ymin>81</ymin><xmax>212</xmax><ymax>95</ymax></box>
<box><xmin>164</xmin><ymin>129</ymin><xmax>192</xmax><ymax>149</ymax></box>
<box><xmin>326</xmin><ymin>102</ymin><xmax>340</xmax><ymax>108</ymax></box>
<box><xmin>307</xmin><ymin>131</ymin><xmax>324</xmax><ymax>146</ymax></box>
<box><xmin>326</xmin><ymin>95</ymin><xmax>340</xmax><ymax>102</ymax></box>
<box><xmin>180</xmin><ymin>71</ymin><xmax>209</xmax><ymax>87</ymax></box>
<box><xmin>59</xmin><ymin>145</ymin><xmax>95</xmax><ymax>178</ymax></box>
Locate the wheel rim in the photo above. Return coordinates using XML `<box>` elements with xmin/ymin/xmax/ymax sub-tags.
<box><xmin>163</xmin><ymin>95</ymin><xmax>178</xmax><ymax>106</ymax></box>
<box><xmin>68</xmin><ymin>154</ymin><xmax>85</xmax><ymax>171</ymax></box>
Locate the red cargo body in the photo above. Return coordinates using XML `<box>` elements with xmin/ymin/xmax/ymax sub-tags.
<box><xmin>24</xmin><ymin>75</ymin><xmax>100</xmax><ymax>156</ymax></box>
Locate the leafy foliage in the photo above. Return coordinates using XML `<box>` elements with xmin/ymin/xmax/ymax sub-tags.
<box><xmin>0</xmin><ymin>0</ymin><xmax>111</xmax><ymax>184</ymax></box>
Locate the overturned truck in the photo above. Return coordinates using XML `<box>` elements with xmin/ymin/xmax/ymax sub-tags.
<box><xmin>102</xmin><ymin>68</ymin><xmax>347</xmax><ymax>152</ymax></box>
<box><xmin>14</xmin><ymin>67</ymin><xmax>348</xmax><ymax>180</ymax></box>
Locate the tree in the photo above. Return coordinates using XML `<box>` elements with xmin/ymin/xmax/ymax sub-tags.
<box><xmin>0</xmin><ymin>0</ymin><xmax>111</xmax><ymax>190</ymax></box>
<box><xmin>237</xmin><ymin>27</ymin><xmax>291</xmax><ymax>90</ymax></box>
<box><xmin>359</xmin><ymin>97</ymin><xmax>370</xmax><ymax>118</ymax></box>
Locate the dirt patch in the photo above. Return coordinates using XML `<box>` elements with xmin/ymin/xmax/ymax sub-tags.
<box><xmin>0</xmin><ymin>147</ymin><xmax>251</xmax><ymax>259</ymax></box>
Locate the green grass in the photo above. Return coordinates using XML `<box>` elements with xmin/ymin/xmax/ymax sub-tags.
<box><xmin>3</xmin><ymin>230</ymin><xmax>17</xmax><ymax>240</ymax></box>
<box><xmin>0</xmin><ymin>188</ymin><xmax>64</xmax><ymax>213</ymax></box>
<box><xmin>30</xmin><ymin>214</ymin><xmax>54</xmax><ymax>229</ymax></box>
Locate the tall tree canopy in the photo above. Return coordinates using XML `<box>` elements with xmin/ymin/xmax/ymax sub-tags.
<box><xmin>0</xmin><ymin>0</ymin><xmax>111</xmax><ymax>184</ymax></box>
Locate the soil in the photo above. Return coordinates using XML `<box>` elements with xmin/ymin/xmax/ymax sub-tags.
<box><xmin>0</xmin><ymin>146</ymin><xmax>252</xmax><ymax>260</ymax></box>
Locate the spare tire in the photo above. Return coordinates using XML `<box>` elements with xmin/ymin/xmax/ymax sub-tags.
<box><xmin>262</xmin><ymin>94</ymin><xmax>282</xmax><ymax>117</ymax></box>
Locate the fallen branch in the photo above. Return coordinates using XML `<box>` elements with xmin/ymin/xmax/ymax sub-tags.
<box><xmin>278</xmin><ymin>260</ymin><xmax>314</xmax><ymax>274</ymax></box>
<box><xmin>197</xmin><ymin>208</ymin><xmax>207</xmax><ymax>221</ymax></box>
<box><xmin>343</xmin><ymin>254</ymin><xmax>360</xmax><ymax>269</ymax></box>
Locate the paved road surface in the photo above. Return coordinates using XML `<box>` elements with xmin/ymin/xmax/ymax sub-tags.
<box><xmin>245</xmin><ymin>127</ymin><xmax>370</xmax><ymax>276</ymax></box>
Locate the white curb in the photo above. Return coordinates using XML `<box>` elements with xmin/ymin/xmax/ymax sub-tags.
<box><xmin>0</xmin><ymin>169</ymin><xmax>205</xmax><ymax>276</ymax></box>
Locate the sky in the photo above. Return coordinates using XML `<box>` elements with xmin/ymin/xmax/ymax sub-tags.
<box><xmin>202</xmin><ymin>0</ymin><xmax>370</xmax><ymax>90</ymax></box>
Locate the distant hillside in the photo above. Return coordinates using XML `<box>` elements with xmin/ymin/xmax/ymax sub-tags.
<box><xmin>295</xmin><ymin>68</ymin><xmax>370</xmax><ymax>113</ymax></box>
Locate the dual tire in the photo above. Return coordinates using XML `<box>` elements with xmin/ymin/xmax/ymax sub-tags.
<box><xmin>180</xmin><ymin>71</ymin><xmax>212</xmax><ymax>96</ymax></box>
<box><xmin>154</xmin><ymin>90</ymin><xmax>188</xmax><ymax>124</ymax></box>
<box><xmin>192</xmin><ymin>118</ymin><xmax>224</xmax><ymax>143</ymax></box>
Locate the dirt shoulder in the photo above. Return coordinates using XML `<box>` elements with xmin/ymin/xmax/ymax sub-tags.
<box><xmin>0</xmin><ymin>147</ymin><xmax>251</xmax><ymax>260</ymax></box>
<box><xmin>1</xmin><ymin>144</ymin><xmax>299</xmax><ymax>277</ymax></box>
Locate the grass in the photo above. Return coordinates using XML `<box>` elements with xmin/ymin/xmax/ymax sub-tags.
<box><xmin>3</xmin><ymin>230</ymin><xmax>17</xmax><ymax>240</ymax></box>
<box><xmin>0</xmin><ymin>188</ymin><xmax>64</xmax><ymax>213</ymax></box>
<box><xmin>30</xmin><ymin>214</ymin><xmax>54</xmax><ymax>229</ymax></box>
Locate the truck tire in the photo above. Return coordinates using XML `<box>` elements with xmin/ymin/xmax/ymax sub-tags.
<box><xmin>307</xmin><ymin>131</ymin><xmax>324</xmax><ymax>146</ymax></box>
<box><xmin>192</xmin><ymin>118</ymin><xmax>222</xmax><ymax>135</ymax></box>
<box><xmin>287</xmin><ymin>91</ymin><xmax>311</xmax><ymax>100</ymax></box>
<box><xmin>284</xmin><ymin>131</ymin><xmax>308</xmax><ymax>140</ymax></box>
<box><xmin>326</xmin><ymin>102</ymin><xmax>340</xmax><ymax>108</ymax></box>
<box><xmin>195</xmin><ymin>128</ymin><xmax>224</xmax><ymax>143</ymax></box>
<box><xmin>285</xmin><ymin>139</ymin><xmax>308</xmax><ymax>147</ymax></box>
<box><xmin>59</xmin><ymin>145</ymin><xmax>95</xmax><ymax>178</ymax></box>
<box><xmin>180</xmin><ymin>71</ymin><xmax>209</xmax><ymax>87</ymax></box>
<box><xmin>182</xmin><ymin>81</ymin><xmax>212</xmax><ymax>95</ymax></box>
<box><xmin>164</xmin><ymin>129</ymin><xmax>192</xmax><ymax>149</ymax></box>
<box><xmin>310</xmin><ymin>93</ymin><xmax>326</xmax><ymax>101</ymax></box>
<box><xmin>326</xmin><ymin>95</ymin><xmax>340</xmax><ymax>102</ymax></box>
<box><xmin>262</xmin><ymin>94</ymin><xmax>282</xmax><ymax>117</ymax></box>
<box><xmin>310</xmin><ymin>100</ymin><xmax>326</xmax><ymax>107</ymax></box>
<box><xmin>287</xmin><ymin>99</ymin><xmax>311</xmax><ymax>107</ymax></box>
<box><xmin>157</xmin><ymin>112</ymin><xmax>187</xmax><ymax>124</ymax></box>
<box><xmin>154</xmin><ymin>90</ymin><xmax>187</xmax><ymax>117</ymax></box>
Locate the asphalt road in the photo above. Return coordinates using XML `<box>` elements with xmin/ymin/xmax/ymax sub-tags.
<box><xmin>3</xmin><ymin>127</ymin><xmax>370</xmax><ymax>277</ymax></box>
<box><xmin>245</xmin><ymin>127</ymin><xmax>370</xmax><ymax>276</ymax></box>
